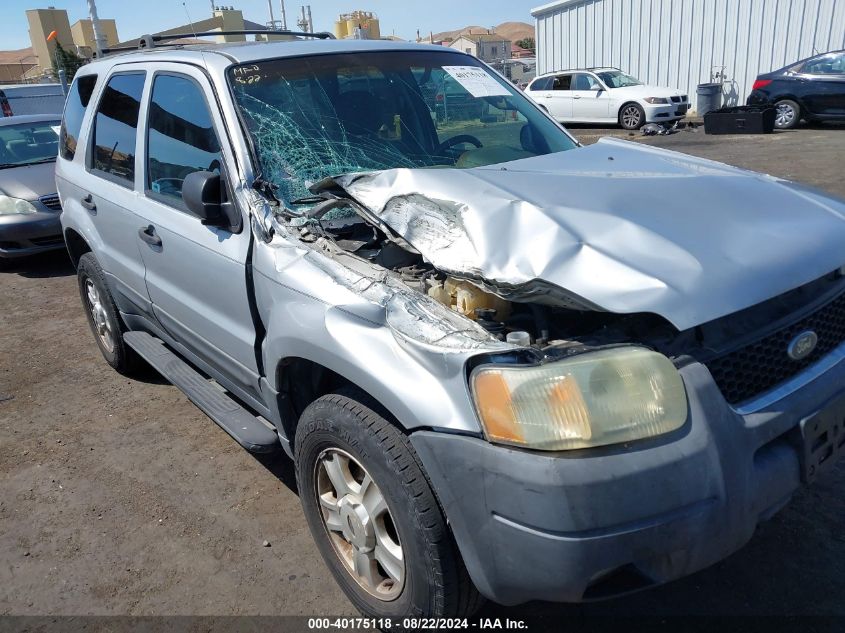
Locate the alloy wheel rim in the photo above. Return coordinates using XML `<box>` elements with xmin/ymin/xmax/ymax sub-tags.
<box><xmin>622</xmin><ymin>105</ymin><xmax>641</xmax><ymax>128</ymax></box>
<box><xmin>314</xmin><ymin>448</ymin><xmax>405</xmax><ymax>600</ymax></box>
<box><xmin>85</xmin><ymin>278</ymin><xmax>115</xmax><ymax>353</ymax></box>
<box><xmin>775</xmin><ymin>103</ymin><xmax>795</xmax><ymax>127</ymax></box>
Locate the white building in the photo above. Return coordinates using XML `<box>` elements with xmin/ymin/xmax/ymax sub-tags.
<box><xmin>532</xmin><ymin>0</ymin><xmax>845</xmax><ymax>110</ymax></box>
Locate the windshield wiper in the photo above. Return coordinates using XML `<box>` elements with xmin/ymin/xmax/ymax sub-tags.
<box><xmin>0</xmin><ymin>162</ymin><xmax>21</xmax><ymax>169</ymax></box>
<box><xmin>22</xmin><ymin>157</ymin><xmax>57</xmax><ymax>166</ymax></box>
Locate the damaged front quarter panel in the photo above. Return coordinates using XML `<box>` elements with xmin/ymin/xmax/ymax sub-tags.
<box><xmin>237</xmin><ymin>181</ymin><xmax>508</xmax><ymax>355</ymax></box>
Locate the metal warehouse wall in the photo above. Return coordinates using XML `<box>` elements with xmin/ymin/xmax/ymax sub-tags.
<box><xmin>532</xmin><ymin>0</ymin><xmax>845</xmax><ymax>109</ymax></box>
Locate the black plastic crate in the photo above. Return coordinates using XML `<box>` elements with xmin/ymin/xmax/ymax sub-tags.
<box><xmin>704</xmin><ymin>106</ymin><xmax>776</xmax><ymax>134</ymax></box>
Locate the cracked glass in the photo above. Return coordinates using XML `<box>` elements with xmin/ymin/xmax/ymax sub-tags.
<box><xmin>228</xmin><ymin>50</ymin><xmax>577</xmax><ymax>205</ymax></box>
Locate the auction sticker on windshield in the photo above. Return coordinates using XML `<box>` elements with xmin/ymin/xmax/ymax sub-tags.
<box><xmin>443</xmin><ymin>66</ymin><xmax>511</xmax><ymax>97</ymax></box>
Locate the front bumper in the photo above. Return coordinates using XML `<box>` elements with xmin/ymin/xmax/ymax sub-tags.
<box><xmin>0</xmin><ymin>211</ymin><xmax>64</xmax><ymax>258</ymax></box>
<box><xmin>643</xmin><ymin>101</ymin><xmax>689</xmax><ymax>122</ymax></box>
<box><xmin>410</xmin><ymin>358</ymin><xmax>845</xmax><ymax>606</ymax></box>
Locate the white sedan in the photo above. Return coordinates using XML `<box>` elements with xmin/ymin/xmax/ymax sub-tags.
<box><xmin>526</xmin><ymin>68</ymin><xmax>689</xmax><ymax>129</ymax></box>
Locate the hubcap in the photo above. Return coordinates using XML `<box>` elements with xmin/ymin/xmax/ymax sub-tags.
<box><xmin>85</xmin><ymin>278</ymin><xmax>115</xmax><ymax>353</ymax></box>
<box><xmin>622</xmin><ymin>105</ymin><xmax>641</xmax><ymax>128</ymax></box>
<box><xmin>775</xmin><ymin>102</ymin><xmax>796</xmax><ymax>127</ymax></box>
<box><xmin>315</xmin><ymin>448</ymin><xmax>404</xmax><ymax>600</ymax></box>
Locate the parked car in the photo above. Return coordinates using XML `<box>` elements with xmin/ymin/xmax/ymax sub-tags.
<box><xmin>0</xmin><ymin>114</ymin><xmax>64</xmax><ymax>267</ymax></box>
<box><xmin>0</xmin><ymin>83</ymin><xmax>66</xmax><ymax>118</ymax></box>
<box><xmin>526</xmin><ymin>67</ymin><xmax>689</xmax><ymax>129</ymax></box>
<box><xmin>747</xmin><ymin>49</ymin><xmax>845</xmax><ymax>129</ymax></box>
<box><xmin>59</xmin><ymin>37</ymin><xmax>845</xmax><ymax>619</ymax></box>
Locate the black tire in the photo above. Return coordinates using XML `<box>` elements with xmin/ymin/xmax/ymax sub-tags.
<box><xmin>295</xmin><ymin>390</ymin><xmax>483</xmax><ymax>619</ymax></box>
<box><xmin>619</xmin><ymin>102</ymin><xmax>646</xmax><ymax>130</ymax></box>
<box><xmin>76</xmin><ymin>252</ymin><xmax>142</xmax><ymax>374</ymax></box>
<box><xmin>774</xmin><ymin>99</ymin><xmax>801</xmax><ymax>129</ymax></box>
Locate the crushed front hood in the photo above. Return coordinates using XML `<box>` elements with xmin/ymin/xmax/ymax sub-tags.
<box><xmin>331</xmin><ymin>138</ymin><xmax>845</xmax><ymax>331</ymax></box>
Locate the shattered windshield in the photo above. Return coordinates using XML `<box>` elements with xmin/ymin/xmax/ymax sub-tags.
<box><xmin>597</xmin><ymin>71</ymin><xmax>642</xmax><ymax>88</ymax></box>
<box><xmin>228</xmin><ymin>50</ymin><xmax>577</xmax><ymax>203</ymax></box>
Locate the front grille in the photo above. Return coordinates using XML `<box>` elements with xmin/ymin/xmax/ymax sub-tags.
<box><xmin>39</xmin><ymin>193</ymin><xmax>61</xmax><ymax>211</ymax></box>
<box><xmin>705</xmin><ymin>292</ymin><xmax>845</xmax><ymax>405</ymax></box>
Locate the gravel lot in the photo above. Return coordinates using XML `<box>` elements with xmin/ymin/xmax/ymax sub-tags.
<box><xmin>1</xmin><ymin>125</ymin><xmax>843</xmax><ymax>625</ymax></box>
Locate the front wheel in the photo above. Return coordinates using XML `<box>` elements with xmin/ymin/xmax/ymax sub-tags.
<box><xmin>295</xmin><ymin>390</ymin><xmax>483</xmax><ymax>618</ymax></box>
<box><xmin>774</xmin><ymin>99</ymin><xmax>801</xmax><ymax>129</ymax></box>
<box><xmin>619</xmin><ymin>103</ymin><xmax>646</xmax><ymax>129</ymax></box>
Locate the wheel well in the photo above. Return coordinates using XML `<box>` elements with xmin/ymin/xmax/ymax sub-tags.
<box><xmin>64</xmin><ymin>228</ymin><xmax>91</xmax><ymax>268</ymax></box>
<box><xmin>276</xmin><ymin>357</ymin><xmax>396</xmax><ymax>445</ymax></box>
<box><xmin>619</xmin><ymin>101</ymin><xmax>642</xmax><ymax>116</ymax></box>
<box><xmin>774</xmin><ymin>97</ymin><xmax>802</xmax><ymax>112</ymax></box>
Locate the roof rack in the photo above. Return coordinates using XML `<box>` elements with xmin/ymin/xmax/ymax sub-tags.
<box><xmin>97</xmin><ymin>29</ymin><xmax>335</xmax><ymax>57</ymax></box>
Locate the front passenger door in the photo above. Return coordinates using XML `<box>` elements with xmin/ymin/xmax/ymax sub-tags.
<box><xmin>569</xmin><ymin>73</ymin><xmax>611</xmax><ymax>122</ymax></box>
<box><xmin>134</xmin><ymin>68</ymin><xmax>261</xmax><ymax>401</ymax></box>
<box><xmin>799</xmin><ymin>53</ymin><xmax>845</xmax><ymax>117</ymax></box>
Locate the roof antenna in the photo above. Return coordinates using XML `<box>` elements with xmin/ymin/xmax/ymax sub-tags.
<box><xmin>183</xmin><ymin>2</ymin><xmax>200</xmax><ymax>41</ymax></box>
<box><xmin>182</xmin><ymin>2</ymin><xmax>213</xmax><ymax>75</ymax></box>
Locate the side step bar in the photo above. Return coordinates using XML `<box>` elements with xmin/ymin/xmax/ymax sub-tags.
<box><xmin>124</xmin><ymin>331</ymin><xmax>280</xmax><ymax>453</ymax></box>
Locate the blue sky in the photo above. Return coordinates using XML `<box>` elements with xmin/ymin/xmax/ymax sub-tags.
<box><xmin>3</xmin><ymin>0</ymin><xmax>540</xmax><ymax>50</ymax></box>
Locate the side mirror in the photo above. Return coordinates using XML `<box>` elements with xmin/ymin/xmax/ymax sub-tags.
<box><xmin>182</xmin><ymin>170</ymin><xmax>240</xmax><ymax>232</ymax></box>
<box><xmin>183</xmin><ymin>170</ymin><xmax>222</xmax><ymax>223</ymax></box>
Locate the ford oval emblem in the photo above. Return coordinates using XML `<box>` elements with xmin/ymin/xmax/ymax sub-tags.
<box><xmin>787</xmin><ymin>330</ymin><xmax>818</xmax><ymax>361</ymax></box>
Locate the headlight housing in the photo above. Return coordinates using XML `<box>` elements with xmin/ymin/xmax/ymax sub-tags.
<box><xmin>643</xmin><ymin>97</ymin><xmax>670</xmax><ymax>104</ymax></box>
<box><xmin>0</xmin><ymin>195</ymin><xmax>38</xmax><ymax>216</ymax></box>
<box><xmin>470</xmin><ymin>347</ymin><xmax>688</xmax><ymax>451</ymax></box>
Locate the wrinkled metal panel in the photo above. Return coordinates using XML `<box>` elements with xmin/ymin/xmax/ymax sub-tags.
<box><xmin>532</xmin><ymin>0</ymin><xmax>845</xmax><ymax>108</ymax></box>
<box><xmin>332</xmin><ymin>138</ymin><xmax>845</xmax><ymax>331</ymax></box>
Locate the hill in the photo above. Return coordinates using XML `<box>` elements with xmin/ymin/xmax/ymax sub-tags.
<box><xmin>430</xmin><ymin>21</ymin><xmax>533</xmax><ymax>44</ymax></box>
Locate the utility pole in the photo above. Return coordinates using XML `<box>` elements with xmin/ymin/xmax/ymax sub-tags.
<box><xmin>87</xmin><ymin>0</ymin><xmax>108</xmax><ymax>57</ymax></box>
<box><xmin>266</xmin><ymin>0</ymin><xmax>276</xmax><ymax>27</ymax></box>
<box><xmin>279</xmin><ymin>1</ymin><xmax>287</xmax><ymax>29</ymax></box>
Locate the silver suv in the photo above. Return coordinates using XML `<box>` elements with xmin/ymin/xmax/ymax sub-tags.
<box><xmin>58</xmin><ymin>33</ymin><xmax>845</xmax><ymax>618</ymax></box>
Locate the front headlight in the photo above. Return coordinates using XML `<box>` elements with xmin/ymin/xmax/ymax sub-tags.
<box><xmin>471</xmin><ymin>347</ymin><xmax>687</xmax><ymax>451</ymax></box>
<box><xmin>643</xmin><ymin>97</ymin><xmax>670</xmax><ymax>104</ymax></box>
<box><xmin>0</xmin><ymin>195</ymin><xmax>38</xmax><ymax>215</ymax></box>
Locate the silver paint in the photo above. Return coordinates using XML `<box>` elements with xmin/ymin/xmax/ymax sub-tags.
<box><xmin>334</xmin><ymin>138</ymin><xmax>845</xmax><ymax>331</ymax></box>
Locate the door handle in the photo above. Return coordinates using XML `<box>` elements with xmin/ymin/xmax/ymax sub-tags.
<box><xmin>138</xmin><ymin>225</ymin><xmax>162</xmax><ymax>248</ymax></box>
<box><xmin>573</xmin><ymin>95</ymin><xmax>582</xmax><ymax>99</ymax></box>
<box><xmin>81</xmin><ymin>193</ymin><xmax>96</xmax><ymax>213</ymax></box>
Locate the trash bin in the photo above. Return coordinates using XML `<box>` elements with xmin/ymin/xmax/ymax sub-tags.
<box><xmin>696</xmin><ymin>82</ymin><xmax>723</xmax><ymax>115</ymax></box>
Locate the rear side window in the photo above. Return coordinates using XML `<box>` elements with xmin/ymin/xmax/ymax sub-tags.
<box><xmin>60</xmin><ymin>74</ymin><xmax>97</xmax><ymax>160</ymax></box>
<box><xmin>91</xmin><ymin>72</ymin><xmax>145</xmax><ymax>184</ymax></box>
<box><xmin>529</xmin><ymin>77</ymin><xmax>552</xmax><ymax>91</ymax></box>
<box><xmin>146</xmin><ymin>74</ymin><xmax>221</xmax><ymax>205</ymax></box>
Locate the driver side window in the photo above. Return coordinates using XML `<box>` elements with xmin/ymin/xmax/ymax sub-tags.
<box><xmin>146</xmin><ymin>74</ymin><xmax>222</xmax><ymax>206</ymax></box>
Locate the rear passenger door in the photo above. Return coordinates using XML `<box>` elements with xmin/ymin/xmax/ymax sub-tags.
<box><xmin>60</xmin><ymin>71</ymin><xmax>152</xmax><ymax>317</ymax></box>
<box><xmin>544</xmin><ymin>74</ymin><xmax>574</xmax><ymax>121</ymax></box>
<box><xmin>134</xmin><ymin>66</ymin><xmax>260</xmax><ymax>400</ymax></box>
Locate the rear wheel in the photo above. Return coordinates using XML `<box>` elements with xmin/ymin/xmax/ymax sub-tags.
<box><xmin>619</xmin><ymin>102</ymin><xmax>646</xmax><ymax>129</ymax></box>
<box><xmin>76</xmin><ymin>252</ymin><xmax>142</xmax><ymax>374</ymax></box>
<box><xmin>295</xmin><ymin>390</ymin><xmax>483</xmax><ymax>618</ymax></box>
<box><xmin>774</xmin><ymin>99</ymin><xmax>801</xmax><ymax>129</ymax></box>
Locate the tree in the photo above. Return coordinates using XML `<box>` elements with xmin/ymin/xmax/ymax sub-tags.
<box><xmin>515</xmin><ymin>37</ymin><xmax>536</xmax><ymax>53</ymax></box>
<box><xmin>53</xmin><ymin>41</ymin><xmax>86</xmax><ymax>80</ymax></box>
